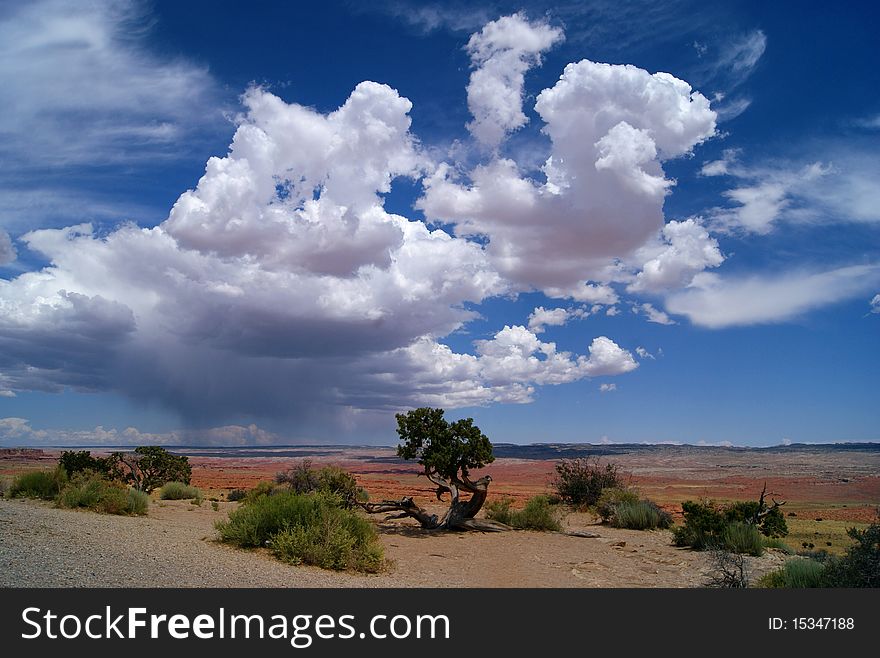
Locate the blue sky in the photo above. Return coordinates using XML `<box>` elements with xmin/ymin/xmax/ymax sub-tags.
<box><xmin>0</xmin><ymin>0</ymin><xmax>878</xmax><ymax>447</ymax></box>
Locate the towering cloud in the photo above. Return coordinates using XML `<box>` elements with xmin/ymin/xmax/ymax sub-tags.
<box><xmin>465</xmin><ymin>13</ymin><xmax>563</xmax><ymax>149</ymax></box>
<box><xmin>422</xmin><ymin>58</ymin><xmax>717</xmax><ymax>296</ymax></box>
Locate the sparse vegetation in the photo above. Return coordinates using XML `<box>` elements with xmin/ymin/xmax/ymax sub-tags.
<box><xmin>762</xmin><ymin>537</ymin><xmax>795</xmax><ymax>554</ymax></box>
<box><xmin>484</xmin><ymin>495</ymin><xmax>562</xmax><ymax>531</ymax></box>
<box><xmin>57</xmin><ymin>472</ymin><xmax>148</xmax><ymax>516</ymax></box>
<box><xmin>215</xmin><ymin>489</ymin><xmax>384</xmax><ymax>572</ymax></box>
<box><xmin>227</xmin><ymin>489</ymin><xmax>247</xmax><ymax>502</ymax></box>
<box><xmin>9</xmin><ymin>467</ymin><xmax>67</xmax><ymax>500</ymax></box>
<box><xmin>127</xmin><ymin>488</ymin><xmax>150</xmax><ymax>515</ymax></box>
<box><xmin>674</xmin><ymin>488</ymin><xmax>789</xmax><ymax>554</ymax></box>
<box><xmin>552</xmin><ymin>458</ymin><xmax>625</xmax><ymax>508</ymax></box>
<box><xmin>820</xmin><ymin>519</ymin><xmax>880</xmax><ymax>587</ymax></box>
<box><xmin>722</xmin><ymin>521</ymin><xmax>764</xmax><ymax>556</ymax></box>
<box><xmin>610</xmin><ymin>500</ymin><xmax>673</xmax><ymax>530</ymax></box>
<box><xmin>595</xmin><ymin>487</ymin><xmax>639</xmax><ymax>522</ymax></box>
<box><xmin>758</xmin><ymin>558</ymin><xmax>825</xmax><ymax>588</ymax></box>
<box><xmin>159</xmin><ymin>481</ymin><xmax>202</xmax><ymax>500</ymax></box>
<box><xmin>704</xmin><ymin>548</ymin><xmax>750</xmax><ymax>588</ymax></box>
<box><xmin>276</xmin><ymin>461</ymin><xmax>366</xmax><ymax>508</ymax></box>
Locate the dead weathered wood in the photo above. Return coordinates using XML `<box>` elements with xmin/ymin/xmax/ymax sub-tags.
<box><xmin>359</xmin><ymin>466</ymin><xmax>508</xmax><ymax>531</ymax></box>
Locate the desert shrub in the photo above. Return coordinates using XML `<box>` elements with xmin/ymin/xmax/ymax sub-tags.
<box><xmin>821</xmin><ymin>520</ymin><xmax>880</xmax><ymax>588</ymax></box>
<box><xmin>0</xmin><ymin>478</ymin><xmax>8</xmax><ymax>498</ymax></box>
<box><xmin>275</xmin><ymin>461</ymin><xmax>365</xmax><ymax>508</ymax></box>
<box><xmin>216</xmin><ymin>490</ymin><xmax>383</xmax><ymax>572</ymax></box>
<box><xmin>758</xmin><ymin>559</ymin><xmax>825</xmax><ymax>588</ymax></box>
<box><xmin>270</xmin><ymin>503</ymin><xmax>384</xmax><ymax>572</ymax></box>
<box><xmin>762</xmin><ymin>537</ymin><xmax>795</xmax><ymax>554</ymax></box>
<box><xmin>673</xmin><ymin>501</ymin><xmax>728</xmax><ymax>549</ymax></box>
<box><xmin>159</xmin><ymin>481</ymin><xmax>202</xmax><ymax>500</ymax></box>
<box><xmin>611</xmin><ymin>500</ymin><xmax>673</xmax><ymax>530</ymax></box>
<box><xmin>704</xmin><ymin>549</ymin><xmax>750</xmax><ymax>588</ymax></box>
<box><xmin>723</xmin><ymin>522</ymin><xmax>764</xmax><ymax>556</ymax></box>
<box><xmin>211</xmin><ymin>501</ymin><xmax>220</xmax><ymax>511</ymax></box>
<box><xmin>57</xmin><ymin>472</ymin><xmax>146</xmax><ymax>515</ymax></box>
<box><xmin>9</xmin><ymin>467</ymin><xmax>67</xmax><ymax>500</ymax></box>
<box><xmin>227</xmin><ymin>488</ymin><xmax>247</xmax><ymax>502</ymax></box>
<box><xmin>552</xmin><ymin>458</ymin><xmax>625</xmax><ymax>507</ymax></box>
<box><xmin>596</xmin><ymin>487</ymin><xmax>640</xmax><ymax>522</ymax></box>
<box><xmin>484</xmin><ymin>498</ymin><xmax>514</xmax><ymax>525</ymax></box>
<box><xmin>725</xmin><ymin>500</ymin><xmax>788</xmax><ymax>538</ymax></box>
<box><xmin>243</xmin><ymin>481</ymin><xmax>279</xmax><ymax>503</ymax></box>
<box><xmin>485</xmin><ymin>495</ymin><xmax>561</xmax><ymax>531</ymax></box>
<box><xmin>276</xmin><ymin>460</ymin><xmax>319</xmax><ymax>492</ymax></box>
<box><xmin>675</xmin><ymin>499</ymin><xmax>775</xmax><ymax>553</ymax></box>
<box><xmin>126</xmin><ymin>488</ymin><xmax>150</xmax><ymax>515</ymax></box>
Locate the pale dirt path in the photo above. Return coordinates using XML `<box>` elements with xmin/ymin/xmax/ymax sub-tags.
<box><xmin>0</xmin><ymin>498</ymin><xmax>785</xmax><ymax>588</ymax></box>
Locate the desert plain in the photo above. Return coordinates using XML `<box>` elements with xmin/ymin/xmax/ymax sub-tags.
<box><xmin>1</xmin><ymin>443</ymin><xmax>877</xmax><ymax>587</ymax></box>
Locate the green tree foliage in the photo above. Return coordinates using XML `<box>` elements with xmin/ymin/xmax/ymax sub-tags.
<box><xmin>821</xmin><ymin>520</ymin><xmax>880</xmax><ymax>587</ymax></box>
<box><xmin>58</xmin><ymin>450</ymin><xmax>121</xmax><ymax>479</ymax></box>
<box><xmin>114</xmin><ymin>446</ymin><xmax>192</xmax><ymax>493</ymax></box>
<box><xmin>395</xmin><ymin>407</ymin><xmax>494</xmax><ymax>482</ymax></box>
<box><xmin>674</xmin><ymin>490</ymin><xmax>789</xmax><ymax>553</ymax></box>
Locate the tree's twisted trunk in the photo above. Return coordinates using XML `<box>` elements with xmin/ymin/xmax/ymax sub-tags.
<box><xmin>358</xmin><ymin>467</ymin><xmax>509</xmax><ymax>532</ymax></box>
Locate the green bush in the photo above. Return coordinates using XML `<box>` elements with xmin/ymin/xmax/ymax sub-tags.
<box><xmin>57</xmin><ymin>472</ymin><xmax>147</xmax><ymax>515</ymax></box>
<box><xmin>275</xmin><ymin>461</ymin><xmax>366</xmax><ymax>508</ymax></box>
<box><xmin>126</xmin><ymin>488</ymin><xmax>150</xmax><ymax>515</ymax></box>
<box><xmin>725</xmin><ymin>500</ymin><xmax>788</xmax><ymax>538</ymax></box>
<box><xmin>159</xmin><ymin>481</ymin><xmax>202</xmax><ymax>500</ymax></box>
<box><xmin>215</xmin><ymin>490</ymin><xmax>384</xmax><ymax>572</ymax></box>
<box><xmin>270</xmin><ymin>504</ymin><xmax>384</xmax><ymax>572</ymax></box>
<box><xmin>758</xmin><ymin>559</ymin><xmax>825</xmax><ymax>588</ymax></box>
<box><xmin>610</xmin><ymin>500</ymin><xmax>673</xmax><ymax>530</ymax></box>
<box><xmin>552</xmin><ymin>458</ymin><xmax>625</xmax><ymax>508</ymax></box>
<box><xmin>243</xmin><ymin>481</ymin><xmax>280</xmax><ymax>503</ymax></box>
<box><xmin>485</xmin><ymin>495</ymin><xmax>561</xmax><ymax>531</ymax></box>
<box><xmin>673</xmin><ymin>500</ymin><xmax>729</xmax><ymax>549</ymax></box>
<box><xmin>821</xmin><ymin>521</ymin><xmax>880</xmax><ymax>587</ymax></box>
<box><xmin>723</xmin><ymin>521</ymin><xmax>764</xmax><ymax>556</ymax></box>
<box><xmin>227</xmin><ymin>488</ymin><xmax>247</xmax><ymax>502</ymax></box>
<box><xmin>596</xmin><ymin>487</ymin><xmax>640</xmax><ymax>522</ymax></box>
<box><xmin>9</xmin><ymin>467</ymin><xmax>67</xmax><ymax>500</ymax></box>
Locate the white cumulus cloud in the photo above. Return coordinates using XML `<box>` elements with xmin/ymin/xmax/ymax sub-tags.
<box><xmin>465</xmin><ymin>12</ymin><xmax>563</xmax><ymax>149</ymax></box>
<box><xmin>421</xmin><ymin>55</ymin><xmax>717</xmax><ymax>296</ymax></box>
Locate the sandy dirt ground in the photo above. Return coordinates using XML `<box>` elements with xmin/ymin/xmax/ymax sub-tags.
<box><xmin>0</xmin><ymin>497</ymin><xmax>788</xmax><ymax>588</ymax></box>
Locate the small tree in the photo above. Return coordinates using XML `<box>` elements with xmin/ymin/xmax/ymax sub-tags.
<box><xmin>58</xmin><ymin>450</ymin><xmax>121</xmax><ymax>480</ymax></box>
<box><xmin>113</xmin><ymin>446</ymin><xmax>192</xmax><ymax>493</ymax></box>
<box><xmin>360</xmin><ymin>408</ymin><xmax>506</xmax><ymax>531</ymax></box>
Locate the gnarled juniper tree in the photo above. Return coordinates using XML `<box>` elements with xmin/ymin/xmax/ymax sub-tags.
<box><xmin>360</xmin><ymin>407</ymin><xmax>508</xmax><ymax>531</ymax></box>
